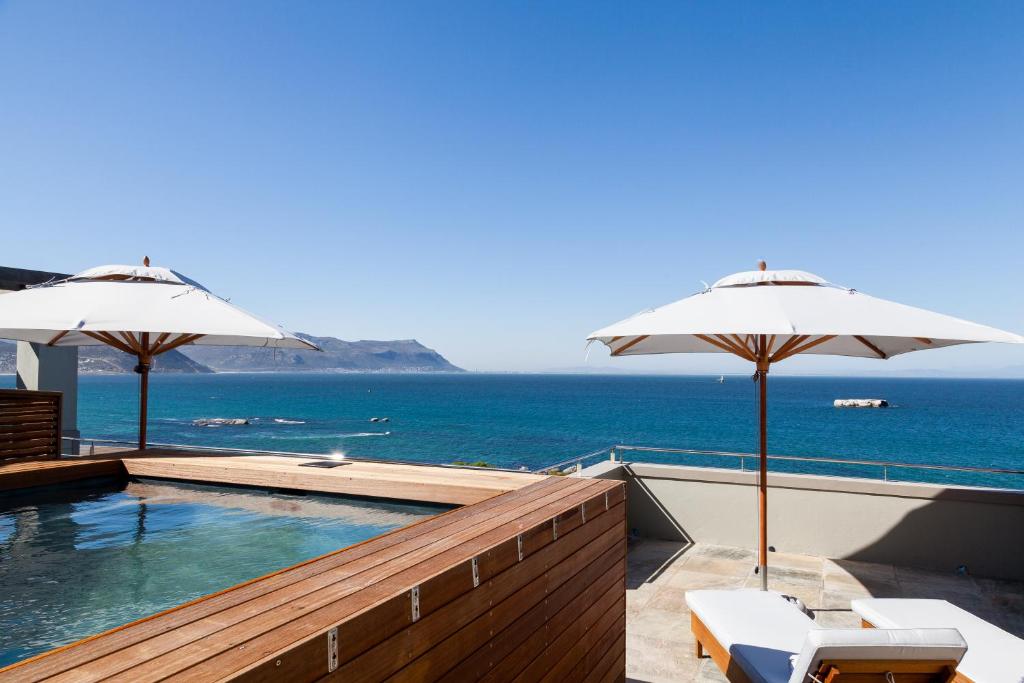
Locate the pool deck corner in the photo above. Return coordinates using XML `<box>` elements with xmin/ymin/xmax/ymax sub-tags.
<box><xmin>0</xmin><ymin>448</ymin><xmax>548</xmax><ymax>505</ymax></box>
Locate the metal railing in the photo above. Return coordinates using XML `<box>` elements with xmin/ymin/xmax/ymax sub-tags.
<box><xmin>530</xmin><ymin>447</ymin><xmax>610</xmax><ymax>477</ymax></box>
<box><xmin>535</xmin><ymin>444</ymin><xmax>1024</xmax><ymax>489</ymax></box>
<box><xmin>61</xmin><ymin>435</ymin><xmax>1024</xmax><ymax>489</ymax></box>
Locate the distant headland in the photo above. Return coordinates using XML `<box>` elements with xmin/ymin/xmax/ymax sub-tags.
<box><xmin>0</xmin><ymin>335</ymin><xmax>463</xmax><ymax>374</ymax></box>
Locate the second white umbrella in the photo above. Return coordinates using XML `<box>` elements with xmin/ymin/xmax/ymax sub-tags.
<box><xmin>588</xmin><ymin>261</ymin><xmax>1023</xmax><ymax>589</ymax></box>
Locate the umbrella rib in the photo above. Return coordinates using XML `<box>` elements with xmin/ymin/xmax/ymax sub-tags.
<box><xmin>769</xmin><ymin>335</ymin><xmax>806</xmax><ymax>362</ymax></box>
<box><xmin>695</xmin><ymin>334</ymin><xmax>735</xmax><ymax>354</ymax></box>
<box><xmin>713</xmin><ymin>334</ymin><xmax>757</xmax><ymax>362</ymax></box>
<box><xmin>774</xmin><ymin>334</ymin><xmax>837</xmax><ymax>362</ymax></box>
<box><xmin>695</xmin><ymin>333</ymin><xmax>748</xmax><ymax>360</ymax></box>
<box><xmin>731</xmin><ymin>334</ymin><xmax>756</xmax><ymax>358</ymax></box>
<box><xmin>94</xmin><ymin>331</ymin><xmax>137</xmax><ymax>355</ymax></box>
<box><xmin>119</xmin><ymin>332</ymin><xmax>143</xmax><ymax>354</ymax></box>
<box><xmin>152</xmin><ymin>333</ymin><xmax>205</xmax><ymax>356</ymax></box>
<box><xmin>611</xmin><ymin>335</ymin><xmax>649</xmax><ymax>356</ymax></box>
<box><xmin>148</xmin><ymin>332</ymin><xmax>173</xmax><ymax>355</ymax></box>
<box><xmin>914</xmin><ymin>337</ymin><xmax>933</xmax><ymax>345</ymax></box>
<box><xmin>81</xmin><ymin>330</ymin><xmax>136</xmax><ymax>355</ymax></box>
<box><xmin>46</xmin><ymin>330</ymin><xmax>70</xmax><ymax>346</ymax></box>
<box><xmin>853</xmin><ymin>335</ymin><xmax>887</xmax><ymax>359</ymax></box>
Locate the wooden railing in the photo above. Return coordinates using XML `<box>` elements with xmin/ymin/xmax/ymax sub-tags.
<box><xmin>0</xmin><ymin>389</ymin><xmax>63</xmax><ymax>462</ymax></box>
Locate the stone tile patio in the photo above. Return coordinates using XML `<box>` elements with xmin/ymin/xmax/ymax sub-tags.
<box><xmin>625</xmin><ymin>539</ymin><xmax>1024</xmax><ymax>683</ymax></box>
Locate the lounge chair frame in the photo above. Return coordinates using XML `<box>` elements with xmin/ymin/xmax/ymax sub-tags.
<box><xmin>693</xmin><ymin>612</ymin><xmax>959</xmax><ymax>683</ymax></box>
<box><xmin>691</xmin><ymin>612</ymin><xmax>753</xmax><ymax>683</ymax></box>
<box><xmin>860</xmin><ymin>619</ymin><xmax>973</xmax><ymax>683</ymax></box>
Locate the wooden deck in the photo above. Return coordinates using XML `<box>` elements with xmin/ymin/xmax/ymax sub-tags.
<box><xmin>0</xmin><ymin>476</ymin><xmax>627</xmax><ymax>682</ymax></box>
<box><xmin>0</xmin><ymin>456</ymin><xmax>124</xmax><ymax>492</ymax></box>
<box><xmin>0</xmin><ymin>448</ymin><xmax>546</xmax><ymax>505</ymax></box>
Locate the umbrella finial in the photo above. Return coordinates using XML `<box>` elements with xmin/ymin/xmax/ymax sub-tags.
<box><xmin>143</xmin><ymin>256</ymin><xmax>150</xmax><ymax>267</ymax></box>
<box><xmin>758</xmin><ymin>260</ymin><xmax>767</xmax><ymax>271</ymax></box>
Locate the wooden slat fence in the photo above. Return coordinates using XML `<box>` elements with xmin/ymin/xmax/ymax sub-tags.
<box><xmin>0</xmin><ymin>389</ymin><xmax>62</xmax><ymax>462</ymax></box>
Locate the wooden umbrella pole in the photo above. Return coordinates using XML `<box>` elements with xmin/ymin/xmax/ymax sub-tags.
<box><xmin>757</xmin><ymin>334</ymin><xmax>769</xmax><ymax>591</ymax></box>
<box><xmin>137</xmin><ymin>332</ymin><xmax>151</xmax><ymax>450</ymax></box>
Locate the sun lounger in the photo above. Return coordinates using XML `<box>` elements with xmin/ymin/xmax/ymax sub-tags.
<box><xmin>687</xmin><ymin>589</ymin><xmax>967</xmax><ymax>683</ymax></box>
<box><xmin>853</xmin><ymin>598</ymin><xmax>1024</xmax><ymax>683</ymax></box>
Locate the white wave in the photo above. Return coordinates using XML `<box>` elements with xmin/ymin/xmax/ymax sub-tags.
<box><xmin>264</xmin><ymin>431</ymin><xmax>390</xmax><ymax>441</ymax></box>
<box><xmin>273</xmin><ymin>418</ymin><xmax>307</xmax><ymax>425</ymax></box>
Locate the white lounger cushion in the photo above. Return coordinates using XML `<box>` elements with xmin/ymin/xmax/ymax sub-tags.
<box><xmin>852</xmin><ymin>598</ymin><xmax>1024</xmax><ymax>683</ymax></box>
<box><xmin>686</xmin><ymin>589</ymin><xmax>819</xmax><ymax>683</ymax></box>
<box><xmin>788</xmin><ymin>628</ymin><xmax>967</xmax><ymax>683</ymax></box>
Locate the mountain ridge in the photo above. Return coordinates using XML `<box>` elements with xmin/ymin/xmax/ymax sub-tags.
<box><xmin>0</xmin><ymin>336</ymin><xmax>462</xmax><ymax>374</ymax></box>
<box><xmin>180</xmin><ymin>334</ymin><xmax>463</xmax><ymax>373</ymax></box>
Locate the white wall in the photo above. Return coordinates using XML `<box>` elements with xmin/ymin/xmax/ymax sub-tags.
<box><xmin>585</xmin><ymin>461</ymin><xmax>1024</xmax><ymax>581</ymax></box>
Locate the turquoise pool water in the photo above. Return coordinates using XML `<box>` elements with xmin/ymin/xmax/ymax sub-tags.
<box><xmin>0</xmin><ymin>478</ymin><xmax>442</xmax><ymax>667</ymax></box>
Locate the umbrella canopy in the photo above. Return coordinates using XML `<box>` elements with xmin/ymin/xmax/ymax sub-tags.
<box><xmin>588</xmin><ymin>262</ymin><xmax>1023</xmax><ymax>589</ymax></box>
<box><xmin>589</xmin><ymin>266</ymin><xmax>1021</xmax><ymax>361</ymax></box>
<box><xmin>0</xmin><ymin>259</ymin><xmax>317</xmax><ymax>448</ymax></box>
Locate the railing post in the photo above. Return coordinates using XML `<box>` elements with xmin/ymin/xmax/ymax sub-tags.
<box><xmin>610</xmin><ymin>447</ymin><xmax>617</xmax><ymax>463</ymax></box>
<box><xmin>883</xmin><ymin>465</ymin><xmax>888</xmax><ymax>482</ymax></box>
<box><xmin>740</xmin><ymin>455</ymin><xmax>745</xmax><ymax>471</ymax></box>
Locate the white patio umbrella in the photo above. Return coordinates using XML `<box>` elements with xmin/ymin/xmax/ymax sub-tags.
<box><xmin>0</xmin><ymin>258</ymin><xmax>318</xmax><ymax>449</ymax></box>
<box><xmin>588</xmin><ymin>262</ymin><xmax>1023</xmax><ymax>590</ymax></box>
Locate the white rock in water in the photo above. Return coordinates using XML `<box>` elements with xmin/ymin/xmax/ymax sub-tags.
<box><xmin>833</xmin><ymin>399</ymin><xmax>889</xmax><ymax>408</ymax></box>
<box><xmin>193</xmin><ymin>417</ymin><xmax>250</xmax><ymax>426</ymax></box>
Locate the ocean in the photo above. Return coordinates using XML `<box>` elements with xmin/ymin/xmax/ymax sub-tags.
<box><xmin>3</xmin><ymin>373</ymin><xmax>1023</xmax><ymax>489</ymax></box>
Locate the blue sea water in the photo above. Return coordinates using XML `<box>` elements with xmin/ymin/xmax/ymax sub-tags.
<box><xmin>4</xmin><ymin>372</ymin><xmax>1020</xmax><ymax>489</ymax></box>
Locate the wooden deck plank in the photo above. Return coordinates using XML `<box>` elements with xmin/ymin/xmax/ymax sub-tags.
<box><xmin>592</xmin><ymin>631</ymin><xmax>628</xmax><ymax>683</ymax></box>
<box><xmin>230</xmin><ymin>494</ymin><xmax>623</xmax><ymax>683</ymax></box>
<box><xmin>328</xmin><ymin>491</ymin><xmax>621</xmax><ymax>682</ymax></box>
<box><xmin>543</xmin><ymin>595</ymin><xmax>626</xmax><ymax>683</ymax></box>
<box><xmin>397</xmin><ymin>532</ymin><xmax>626</xmax><ymax>682</ymax></box>
<box><xmin>479</xmin><ymin>546</ymin><xmax>626</xmax><ymax>681</ymax></box>
<box><xmin>34</xmin><ymin>480</ymin><xmax>596</xmax><ymax>682</ymax></box>
<box><xmin>0</xmin><ymin>456</ymin><xmax>624</xmax><ymax>683</ymax></box>
<box><xmin>245</xmin><ymin>494</ymin><xmax>625</xmax><ymax>683</ymax></box>
<box><xmin>0</xmin><ymin>448</ymin><xmax>544</xmax><ymax>504</ymax></box>
<box><xmin>0</xmin><ymin>457</ymin><xmax>125</xmax><ymax>491</ymax></box>
<box><xmin>125</xmin><ymin>481</ymin><xmax>607</xmax><ymax>682</ymax></box>
<box><xmin>110</xmin><ymin>449</ymin><xmax>541</xmax><ymax>487</ymax></box>
<box><xmin>3</xmin><ymin>478</ymin><xmax>566</xmax><ymax>683</ymax></box>
<box><xmin>568</xmin><ymin>610</ymin><xmax>627</xmax><ymax>683</ymax></box>
<box><xmin>510</xmin><ymin>575</ymin><xmax>623</xmax><ymax>682</ymax></box>
<box><xmin>118</xmin><ymin>452</ymin><xmax>544</xmax><ymax>505</ymax></box>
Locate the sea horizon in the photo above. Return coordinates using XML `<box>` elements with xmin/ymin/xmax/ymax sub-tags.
<box><xmin>5</xmin><ymin>369</ymin><xmax>1024</xmax><ymax>379</ymax></box>
<box><xmin>6</xmin><ymin>372</ymin><xmax>1020</xmax><ymax>490</ymax></box>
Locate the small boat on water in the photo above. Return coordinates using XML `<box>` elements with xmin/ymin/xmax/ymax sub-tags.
<box><xmin>716</xmin><ymin>375</ymin><xmax>725</xmax><ymax>384</ymax></box>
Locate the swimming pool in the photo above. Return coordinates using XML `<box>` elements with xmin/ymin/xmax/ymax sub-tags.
<box><xmin>0</xmin><ymin>477</ymin><xmax>442</xmax><ymax>667</ymax></box>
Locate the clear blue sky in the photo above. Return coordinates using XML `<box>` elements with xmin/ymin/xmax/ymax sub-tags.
<box><xmin>1</xmin><ymin>2</ymin><xmax>1022</xmax><ymax>373</ymax></box>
